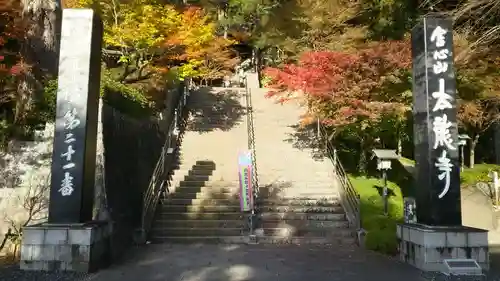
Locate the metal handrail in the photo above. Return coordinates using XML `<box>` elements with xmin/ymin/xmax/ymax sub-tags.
<box><xmin>318</xmin><ymin>124</ymin><xmax>362</xmax><ymax>230</ymax></box>
<box><xmin>243</xmin><ymin>75</ymin><xmax>260</xmax><ymax>237</ymax></box>
<box><xmin>140</xmin><ymin>79</ymin><xmax>191</xmax><ymax>238</ymax></box>
<box><xmin>244</xmin><ymin>77</ymin><xmax>259</xmax><ymax>200</ymax></box>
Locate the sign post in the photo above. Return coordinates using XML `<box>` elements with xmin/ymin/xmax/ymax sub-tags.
<box><xmin>238</xmin><ymin>151</ymin><xmax>253</xmax><ymax>212</ymax></box>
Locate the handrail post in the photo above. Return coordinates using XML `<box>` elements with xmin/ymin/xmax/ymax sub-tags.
<box><xmin>333</xmin><ymin>148</ymin><xmax>337</xmax><ymax>169</ymax></box>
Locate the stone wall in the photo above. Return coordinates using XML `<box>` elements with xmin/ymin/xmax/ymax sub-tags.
<box><xmin>100</xmin><ymin>102</ymin><xmax>164</xmax><ymax>259</ymax></box>
<box><xmin>0</xmin><ymin>124</ymin><xmax>54</xmax><ymax>255</ymax></box>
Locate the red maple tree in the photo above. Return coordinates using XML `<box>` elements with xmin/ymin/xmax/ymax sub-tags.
<box><xmin>263</xmin><ymin>40</ymin><xmax>412</xmax><ymax>126</ymax></box>
<box><xmin>0</xmin><ymin>1</ymin><xmax>27</xmax><ymax>103</ymax></box>
<box><xmin>0</xmin><ymin>2</ymin><xmax>25</xmax><ymax>76</ymax></box>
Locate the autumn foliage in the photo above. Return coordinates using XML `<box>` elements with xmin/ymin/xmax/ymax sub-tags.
<box><xmin>0</xmin><ymin>0</ymin><xmax>27</xmax><ymax>105</ymax></box>
<box><xmin>0</xmin><ymin>1</ymin><xmax>24</xmax><ymax>77</ymax></box>
<box><xmin>161</xmin><ymin>6</ymin><xmax>239</xmax><ymax>80</ymax></box>
<box><xmin>263</xmin><ymin>40</ymin><xmax>412</xmax><ymax>126</ymax></box>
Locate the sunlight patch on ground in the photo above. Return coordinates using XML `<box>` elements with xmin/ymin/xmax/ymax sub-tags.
<box><xmin>225</xmin><ymin>264</ymin><xmax>254</xmax><ymax>281</ymax></box>
<box><xmin>221</xmin><ymin>245</ymin><xmax>241</xmax><ymax>252</ymax></box>
<box><xmin>178</xmin><ymin>266</ymin><xmax>219</xmax><ymax>281</ymax></box>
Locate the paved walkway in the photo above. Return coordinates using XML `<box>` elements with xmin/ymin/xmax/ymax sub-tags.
<box><xmin>86</xmin><ymin>244</ymin><xmax>425</xmax><ymax>281</ymax></box>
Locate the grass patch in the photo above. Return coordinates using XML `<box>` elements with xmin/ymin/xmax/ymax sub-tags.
<box><xmin>396</xmin><ymin>158</ymin><xmax>500</xmax><ymax>188</ymax></box>
<box><xmin>461</xmin><ymin>164</ymin><xmax>500</xmax><ymax>186</ymax></box>
<box><xmin>349</xmin><ymin>175</ymin><xmax>403</xmax><ymax>255</ymax></box>
<box><xmin>348</xmin><ymin>160</ymin><xmax>500</xmax><ymax>256</ymax></box>
<box><xmin>399</xmin><ymin>157</ymin><xmax>415</xmax><ymax>165</ymax></box>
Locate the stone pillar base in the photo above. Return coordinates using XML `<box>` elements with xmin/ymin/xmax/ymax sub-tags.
<box><xmin>20</xmin><ymin>221</ymin><xmax>111</xmax><ymax>272</ymax></box>
<box><xmin>397</xmin><ymin>223</ymin><xmax>489</xmax><ymax>273</ymax></box>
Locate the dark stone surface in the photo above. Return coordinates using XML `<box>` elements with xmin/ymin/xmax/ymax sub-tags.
<box><xmin>402</xmin><ymin>223</ymin><xmax>488</xmax><ymax>233</ymax></box>
<box><xmin>411</xmin><ymin>15</ymin><xmax>461</xmax><ymax>226</ymax></box>
<box><xmin>48</xmin><ymin>9</ymin><xmax>103</xmax><ymax>224</ymax></box>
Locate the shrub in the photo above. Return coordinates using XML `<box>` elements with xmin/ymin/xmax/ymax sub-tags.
<box><xmin>42</xmin><ymin>71</ymin><xmax>155</xmax><ymax>120</ymax></box>
<box><xmin>364</xmin><ymin>215</ymin><xmax>399</xmax><ymax>255</ymax></box>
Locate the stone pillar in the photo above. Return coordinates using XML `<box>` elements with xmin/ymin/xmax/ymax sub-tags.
<box><xmin>48</xmin><ymin>8</ymin><xmax>102</xmax><ymax>224</ymax></box>
<box><xmin>20</xmin><ymin>9</ymin><xmax>111</xmax><ymax>273</ymax></box>
<box><xmin>398</xmin><ymin>15</ymin><xmax>489</xmax><ymax>274</ymax></box>
<box><xmin>411</xmin><ymin>15</ymin><xmax>461</xmax><ymax>226</ymax></box>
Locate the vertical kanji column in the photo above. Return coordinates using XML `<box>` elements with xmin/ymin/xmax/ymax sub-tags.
<box><xmin>48</xmin><ymin>9</ymin><xmax>103</xmax><ymax>224</ymax></box>
<box><xmin>411</xmin><ymin>15</ymin><xmax>461</xmax><ymax>226</ymax></box>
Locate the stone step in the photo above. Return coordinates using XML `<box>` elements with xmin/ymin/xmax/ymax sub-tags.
<box><xmin>169</xmin><ymin>166</ymin><xmax>217</xmax><ymax>176</ymax></box>
<box><xmin>255</xmin><ymin>236</ymin><xmax>356</xmax><ymax>245</ymax></box>
<box><xmin>186</xmin><ymin>169</ymin><xmax>215</xmax><ymax>176</ymax></box>
<box><xmin>152</xmin><ymin>227</ymin><xmax>244</xmax><ymax>237</ymax></box>
<box><xmin>148</xmin><ymin>235</ymin><xmax>356</xmax><ymax>245</ymax></box>
<box><xmin>160</xmin><ymin>197</ymin><xmax>342</xmax><ymax>207</ymax></box>
<box><xmin>194</xmin><ymin>160</ymin><xmax>217</xmax><ymax>166</ymax></box>
<box><xmin>179</xmin><ymin>181</ymin><xmax>210</xmax><ymax>188</ymax></box>
<box><xmin>174</xmin><ymin>162</ymin><xmax>216</xmax><ymax>170</ymax></box>
<box><xmin>175</xmin><ymin>169</ymin><xmax>240</xmax><ymax>179</ymax></box>
<box><xmin>173</xmin><ymin>183</ymin><xmax>337</xmax><ymax>193</ymax></box>
<box><xmin>159</xmin><ymin>204</ymin><xmax>241</xmax><ymax>213</ymax></box>
<box><xmin>261</xmin><ymin>220</ymin><xmax>349</xmax><ymax>229</ymax></box>
<box><xmin>154</xmin><ymin>212</ymin><xmax>245</xmax><ymax>221</ymax></box>
<box><xmin>187</xmin><ymin>108</ymin><xmax>245</xmax><ymax>115</ymax></box>
<box><xmin>187</xmin><ymin>118</ymin><xmax>245</xmax><ymax>125</ymax></box>
<box><xmin>157</xmin><ymin>203</ymin><xmax>344</xmax><ymax>214</ymax></box>
<box><xmin>182</xmin><ymin>174</ymin><xmax>211</xmax><ymax>182</ymax></box>
<box><xmin>259</xmin><ymin>198</ymin><xmax>341</xmax><ymax>206</ymax></box>
<box><xmin>263</xmin><ymin>192</ymin><xmax>339</xmax><ymax>198</ymax></box>
<box><xmin>160</xmin><ymin>198</ymin><xmax>239</xmax><ymax>206</ymax></box>
<box><xmin>176</xmin><ymin>180</ymin><xmax>239</xmax><ymax>189</ymax></box>
<box><xmin>259</xmin><ymin>205</ymin><xmax>344</xmax><ymax>213</ymax></box>
<box><xmin>149</xmin><ymin>236</ymin><xmax>247</xmax><ymax>244</ymax></box>
<box><xmin>163</xmin><ymin>191</ymin><xmax>238</xmax><ymax>200</ymax></box>
<box><xmin>153</xmin><ymin>219</ymin><xmax>246</xmax><ymax>229</ymax></box>
<box><xmin>255</xmin><ymin>227</ymin><xmax>354</xmax><ymax>238</ymax></box>
<box><xmin>260</xmin><ymin>212</ymin><xmax>346</xmax><ymax>221</ymax></box>
<box><xmin>185</xmin><ymin>124</ymin><xmax>246</xmax><ymax>131</ymax></box>
<box><xmin>172</xmin><ymin>185</ymin><xmax>239</xmax><ymax>194</ymax></box>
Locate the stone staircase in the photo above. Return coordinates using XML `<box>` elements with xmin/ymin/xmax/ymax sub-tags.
<box><xmin>149</xmin><ymin>77</ymin><xmax>355</xmax><ymax>245</ymax></box>
<box><xmin>150</xmin><ymin>87</ymin><xmax>248</xmax><ymax>243</ymax></box>
<box><xmin>246</xmin><ymin>73</ymin><xmax>354</xmax><ymax>244</ymax></box>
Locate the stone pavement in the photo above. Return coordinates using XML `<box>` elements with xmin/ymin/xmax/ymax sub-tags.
<box><xmin>84</xmin><ymin>244</ymin><xmax>426</xmax><ymax>281</ymax></box>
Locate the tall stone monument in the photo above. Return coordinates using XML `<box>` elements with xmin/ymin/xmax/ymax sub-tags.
<box><xmin>20</xmin><ymin>9</ymin><xmax>111</xmax><ymax>273</ymax></box>
<box><xmin>397</xmin><ymin>15</ymin><xmax>489</xmax><ymax>274</ymax></box>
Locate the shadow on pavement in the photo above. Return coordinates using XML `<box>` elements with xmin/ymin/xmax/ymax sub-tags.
<box><xmin>186</xmin><ymin>87</ymin><xmax>246</xmax><ymax>133</ymax></box>
<box><xmin>85</xmin><ymin>243</ymin><xmax>426</xmax><ymax>281</ymax></box>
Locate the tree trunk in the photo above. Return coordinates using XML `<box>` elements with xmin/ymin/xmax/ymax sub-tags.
<box><xmin>217</xmin><ymin>7</ymin><xmax>228</xmax><ymax>39</ymax></box>
<box><xmin>396</xmin><ymin>136</ymin><xmax>402</xmax><ymax>155</ymax></box>
<box><xmin>15</xmin><ymin>0</ymin><xmax>60</xmax><ymax>130</ymax></box>
<box><xmin>358</xmin><ymin>138</ymin><xmax>367</xmax><ymax>174</ymax></box>
<box><xmin>469</xmin><ymin>135</ymin><xmax>479</xmax><ymax>169</ymax></box>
